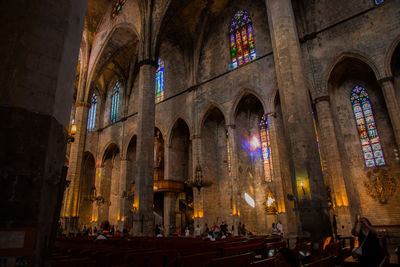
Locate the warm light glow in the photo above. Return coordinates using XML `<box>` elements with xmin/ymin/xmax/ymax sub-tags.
<box><xmin>194</xmin><ymin>210</ymin><xmax>204</xmax><ymax>218</ymax></box>
<box><xmin>232</xmin><ymin>204</ymin><xmax>237</xmax><ymax>215</ymax></box>
<box><xmin>153</xmin><ymin>186</ymin><xmax>158</xmax><ymax>191</ymax></box>
<box><xmin>267</xmin><ymin>196</ymin><xmax>275</xmax><ymax>207</ymax></box>
<box><xmin>250</xmin><ymin>136</ymin><xmax>260</xmax><ymax>151</ymax></box>
<box><xmin>300</xmin><ymin>181</ymin><xmax>305</xmax><ymax>187</ymax></box>
<box><xmin>244</xmin><ymin>193</ymin><xmax>255</xmax><ymax>208</ymax></box>
<box><xmin>71</xmin><ymin>124</ymin><xmax>77</xmax><ymax>135</ymax></box>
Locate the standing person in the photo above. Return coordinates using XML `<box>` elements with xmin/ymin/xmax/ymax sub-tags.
<box><xmin>277</xmin><ymin>221</ymin><xmax>283</xmax><ymax>235</ymax></box>
<box><xmin>185</xmin><ymin>226</ymin><xmax>190</xmax><ymax>237</ymax></box>
<box><xmin>194</xmin><ymin>224</ymin><xmax>201</xmax><ymax>237</ymax></box>
<box><xmin>351</xmin><ymin>216</ymin><xmax>385</xmax><ymax>266</ymax></box>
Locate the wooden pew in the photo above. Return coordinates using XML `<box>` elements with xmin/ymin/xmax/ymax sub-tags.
<box><xmin>175</xmin><ymin>251</ymin><xmax>219</xmax><ymax>267</ymax></box>
<box><xmin>210</xmin><ymin>252</ymin><xmax>255</xmax><ymax>267</ymax></box>
<box><xmin>250</xmin><ymin>258</ymin><xmax>276</xmax><ymax>266</ymax></box>
<box><xmin>303</xmin><ymin>255</ymin><xmax>335</xmax><ymax>267</ymax></box>
<box><xmin>52</xmin><ymin>257</ymin><xmax>94</xmax><ymax>267</ymax></box>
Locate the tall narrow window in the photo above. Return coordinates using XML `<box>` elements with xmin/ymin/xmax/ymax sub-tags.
<box><xmin>87</xmin><ymin>93</ymin><xmax>97</xmax><ymax>131</ymax></box>
<box><xmin>351</xmin><ymin>85</ymin><xmax>385</xmax><ymax>167</ymax></box>
<box><xmin>112</xmin><ymin>0</ymin><xmax>127</xmax><ymax>18</ymax></box>
<box><xmin>110</xmin><ymin>82</ymin><xmax>120</xmax><ymax>123</ymax></box>
<box><xmin>155</xmin><ymin>58</ymin><xmax>165</xmax><ymax>103</ymax></box>
<box><xmin>312</xmin><ymin>109</ymin><xmax>324</xmax><ymax>170</ymax></box>
<box><xmin>229</xmin><ymin>10</ymin><xmax>257</xmax><ymax>69</ymax></box>
<box><xmin>227</xmin><ymin>134</ymin><xmax>232</xmax><ymax>177</ymax></box>
<box><xmin>260</xmin><ymin>114</ymin><xmax>273</xmax><ymax>182</ymax></box>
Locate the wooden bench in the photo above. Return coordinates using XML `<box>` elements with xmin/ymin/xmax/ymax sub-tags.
<box><xmin>303</xmin><ymin>255</ymin><xmax>335</xmax><ymax>267</ymax></box>
<box><xmin>210</xmin><ymin>252</ymin><xmax>255</xmax><ymax>267</ymax></box>
<box><xmin>250</xmin><ymin>257</ymin><xmax>276</xmax><ymax>266</ymax></box>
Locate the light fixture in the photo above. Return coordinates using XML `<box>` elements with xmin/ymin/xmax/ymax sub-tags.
<box><xmin>67</xmin><ymin>123</ymin><xmax>77</xmax><ymax>143</ymax></box>
<box><xmin>185</xmin><ymin>163</ymin><xmax>213</xmax><ymax>191</ymax></box>
<box><xmin>264</xmin><ymin>191</ymin><xmax>277</xmax><ymax>214</ymax></box>
<box><xmin>86</xmin><ymin>186</ymin><xmax>107</xmax><ymax>205</ymax></box>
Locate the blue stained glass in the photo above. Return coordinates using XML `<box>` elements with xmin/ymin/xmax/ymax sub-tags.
<box><xmin>155</xmin><ymin>58</ymin><xmax>165</xmax><ymax>103</ymax></box>
<box><xmin>375</xmin><ymin>0</ymin><xmax>384</xmax><ymax>5</ymax></box>
<box><xmin>87</xmin><ymin>94</ymin><xmax>97</xmax><ymax>131</ymax></box>
<box><xmin>229</xmin><ymin>10</ymin><xmax>256</xmax><ymax>69</ymax></box>
<box><xmin>110</xmin><ymin>82</ymin><xmax>120</xmax><ymax>123</ymax></box>
<box><xmin>351</xmin><ymin>85</ymin><xmax>385</xmax><ymax>167</ymax></box>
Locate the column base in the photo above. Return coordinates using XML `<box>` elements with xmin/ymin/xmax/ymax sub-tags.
<box><xmin>131</xmin><ymin>212</ymin><xmax>154</xmax><ymax>236</ymax></box>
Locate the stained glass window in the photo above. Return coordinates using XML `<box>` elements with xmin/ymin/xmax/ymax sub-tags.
<box><xmin>312</xmin><ymin>109</ymin><xmax>324</xmax><ymax>171</ymax></box>
<box><xmin>351</xmin><ymin>85</ymin><xmax>385</xmax><ymax>167</ymax></box>
<box><xmin>110</xmin><ymin>82</ymin><xmax>120</xmax><ymax>123</ymax></box>
<box><xmin>112</xmin><ymin>0</ymin><xmax>127</xmax><ymax>18</ymax></box>
<box><xmin>227</xmin><ymin>134</ymin><xmax>232</xmax><ymax>177</ymax></box>
<box><xmin>375</xmin><ymin>0</ymin><xmax>384</xmax><ymax>5</ymax></box>
<box><xmin>229</xmin><ymin>10</ymin><xmax>257</xmax><ymax>69</ymax></box>
<box><xmin>87</xmin><ymin>94</ymin><xmax>97</xmax><ymax>131</ymax></box>
<box><xmin>259</xmin><ymin>115</ymin><xmax>273</xmax><ymax>182</ymax></box>
<box><xmin>155</xmin><ymin>58</ymin><xmax>165</xmax><ymax>103</ymax></box>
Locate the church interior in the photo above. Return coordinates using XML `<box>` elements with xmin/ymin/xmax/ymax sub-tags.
<box><xmin>1</xmin><ymin>0</ymin><xmax>400</xmax><ymax>266</ymax></box>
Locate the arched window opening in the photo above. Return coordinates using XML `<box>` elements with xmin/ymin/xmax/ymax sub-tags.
<box><xmin>155</xmin><ymin>59</ymin><xmax>165</xmax><ymax>103</ymax></box>
<box><xmin>351</xmin><ymin>85</ymin><xmax>385</xmax><ymax>167</ymax></box>
<box><xmin>229</xmin><ymin>10</ymin><xmax>257</xmax><ymax>69</ymax></box>
<box><xmin>110</xmin><ymin>82</ymin><xmax>120</xmax><ymax>123</ymax></box>
<box><xmin>260</xmin><ymin>114</ymin><xmax>273</xmax><ymax>182</ymax></box>
<box><xmin>87</xmin><ymin>93</ymin><xmax>97</xmax><ymax>131</ymax></box>
<box><xmin>112</xmin><ymin>0</ymin><xmax>127</xmax><ymax>18</ymax></box>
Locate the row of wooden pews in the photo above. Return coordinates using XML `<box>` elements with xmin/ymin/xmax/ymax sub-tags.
<box><xmin>51</xmin><ymin>235</ymin><xmax>345</xmax><ymax>266</ymax></box>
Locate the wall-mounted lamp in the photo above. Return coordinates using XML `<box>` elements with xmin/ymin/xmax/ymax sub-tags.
<box><xmin>67</xmin><ymin>124</ymin><xmax>77</xmax><ymax>143</ymax></box>
<box><xmin>300</xmin><ymin>181</ymin><xmax>306</xmax><ymax>195</ymax></box>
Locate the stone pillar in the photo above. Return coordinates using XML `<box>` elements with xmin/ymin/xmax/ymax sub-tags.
<box><xmin>226</xmin><ymin>125</ymin><xmax>240</xmax><ymax>235</ymax></box>
<box><xmin>314</xmin><ymin>97</ymin><xmax>352</xmax><ymax>236</ymax></box>
<box><xmin>63</xmin><ymin>103</ymin><xmax>90</xmax><ymax>232</ymax></box>
<box><xmin>267</xmin><ymin>113</ymin><xmax>298</xmax><ymax>235</ymax></box>
<box><xmin>0</xmin><ymin>1</ymin><xmax>87</xmax><ymax>266</ymax></box>
<box><xmin>191</xmin><ymin>136</ymin><xmax>205</xmax><ymax>229</ymax></box>
<box><xmin>265</xmin><ymin>0</ymin><xmax>331</xmax><ymax>239</ymax></box>
<box><xmin>379</xmin><ymin>77</ymin><xmax>400</xmax><ymax>149</ymax></box>
<box><xmin>91</xmin><ymin>167</ymin><xmax>103</xmax><ymax>227</ymax></box>
<box><xmin>163</xmin><ymin>192</ymin><xmax>176</xmax><ymax>236</ymax></box>
<box><xmin>132</xmin><ymin>62</ymin><xmax>156</xmax><ymax>236</ymax></box>
<box><xmin>118</xmin><ymin>159</ymin><xmax>129</xmax><ymax>230</ymax></box>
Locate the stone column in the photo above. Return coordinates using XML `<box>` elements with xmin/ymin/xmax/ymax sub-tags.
<box><xmin>314</xmin><ymin>97</ymin><xmax>352</xmax><ymax>235</ymax></box>
<box><xmin>91</xmin><ymin>167</ymin><xmax>103</xmax><ymax>227</ymax></box>
<box><xmin>379</xmin><ymin>77</ymin><xmax>400</xmax><ymax>148</ymax></box>
<box><xmin>226</xmin><ymin>125</ymin><xmax>240</xmax><ymax>235</ymax></box>
<box><xmin>265</xmin><ymin>0</ymin><xmax>331</xmax><ymax>239</ymax></box>
<box><xmin>64</xmin><ymin>103</ymin><xmax>90</xmax><ymax>232</ymax></box>
<box><xmin>267</xmin><ymin>113</ymin><xmax>298</xmax><ymax>235</ymax></box>
<box><xmin>118</xmin><ymin>159</ymin><xmax>129</xmax><ymax>230</ymax></box>
<box><xmin>0</xmin><ymin>1</ymin><xmax>87</xmax><ymax>266</ymax></box>
<box><xmin>191</xmin><ymin>136</ymin><xmax>205</xmax><ymax>229</ymax></box>
<box><xmin>163</xmin><ymin>192</ymin><xmax>176</xmax><ymax>236</ymax></box>
<box><xmin>132</xmin><ymin>62</ymin><xmax>156</xmax><ymax>236</ymax></box>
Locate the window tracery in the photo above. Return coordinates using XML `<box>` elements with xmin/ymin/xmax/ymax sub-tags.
<box><xmin>87</xmin><ymin>93</ymin><xmax>97</xmax><ymax>131</ymax></box>
<box><xmin>351</xmin><ymin>85</ymin><xmax>385</xmax><ymax>167</ymax></box>
<box><xmin>155</xmin><ymin>59</ymin><xmax>165</xmax><ymax>103</ymax></box>
<box><xmin>110</xmin><ymin>82</ymin><xmax>120</xmax><ymax>123</ymax></box>
<box><xmin>229</xmin><ymin>10</ymin><xmax>257</xmax><ymax>69</ymax></box>
<box><xmin>260</xmin><ymin>114</ymin><xmax>273</xmax><ymax>182</ymax></box>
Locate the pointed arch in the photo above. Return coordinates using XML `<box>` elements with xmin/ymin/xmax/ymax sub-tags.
<box><xmin>166</xmin><ymin>115</ymin><xmax>192</xmax><ymax>147</ymax></box>
<box><xmin>230</xmin><ymin>89</ymin><xmax>266</xmax><ymax>125</ymax></box>
<box><xmin>100</xmin><ymin>142</ymin><xmax>120</xmax><ymax>166</ymax></box>
<box><xmin>198</xmin><ymin>103</ymin><xmax>228</xmax><ymax>137</ymax></box>
<box><xmin>87</xmin><ymin>93</ymin><xmax>98</xmax><ymax>131</ymax></box>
